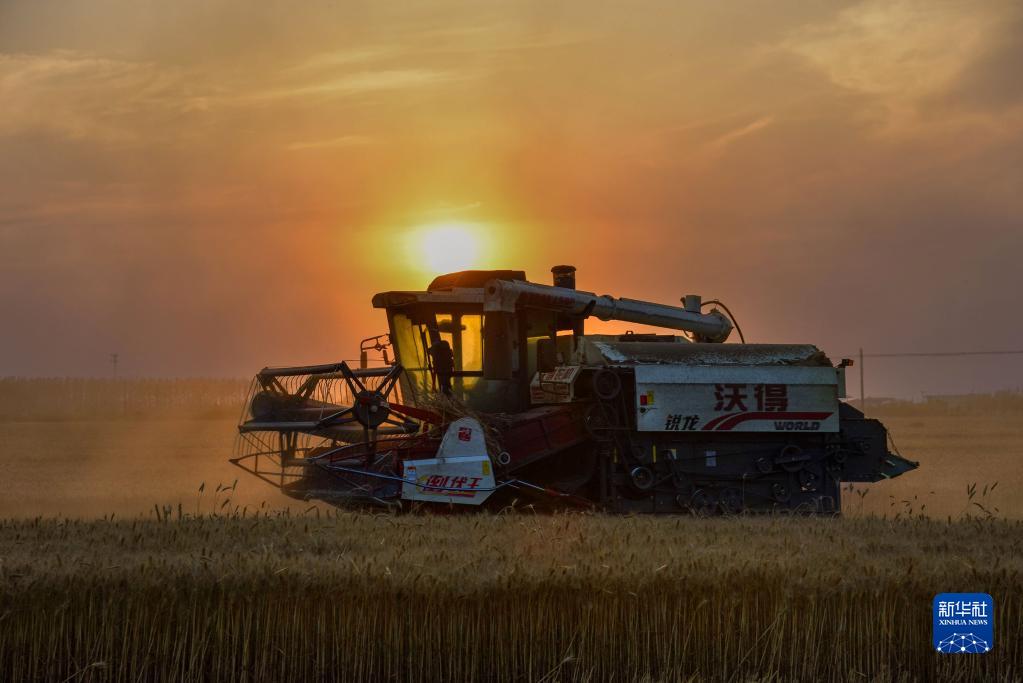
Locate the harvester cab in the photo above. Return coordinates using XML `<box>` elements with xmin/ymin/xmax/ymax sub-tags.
<box><xmin>233</xmin><ymin>266</ymin><xmax>917</xmax><ymax>513</ymax></box>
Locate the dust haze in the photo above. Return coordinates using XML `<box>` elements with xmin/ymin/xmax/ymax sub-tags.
<box><xmin>0</xmin><ymin>383</ymin><xmax>1021</xmax><ymax>519</ymax></box>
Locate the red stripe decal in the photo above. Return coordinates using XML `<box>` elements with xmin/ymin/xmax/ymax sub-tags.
<box><xmin>713</xmin><ymin>411</ymin><xmax>833</xmax><ymax>431</ymax></box>
<box><xmin>701</xmin><ymin>413</ymin><xmax>739</xmax><ymax>431</ymax></box>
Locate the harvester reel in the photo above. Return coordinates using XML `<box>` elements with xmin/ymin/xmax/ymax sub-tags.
<box><xmin>316</xmin><ymin>363</ymin><xmax>412</xmax><ymax>457</ymax></box>
<box><xmin>353</xmin><ymin>389</ymin><xmax>392</xmax><ymax>428</ymax></box>
<box><xmin>249</xmin><ymin>391</ymin><xmax>284</xmax><ymax>421</ymax></box>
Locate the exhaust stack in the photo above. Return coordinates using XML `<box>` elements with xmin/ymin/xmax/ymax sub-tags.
<box><xmin>552</xmin><ymin>265</ymin><xmax>584</xmax><ymax>337</ymax></box>
<box><xmin>551</xmin><ymin>264</ymin><xmax>577</xmax><ymax>289</ymax></box>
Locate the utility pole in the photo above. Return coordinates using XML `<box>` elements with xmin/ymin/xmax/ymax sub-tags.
<box><xmin>110</xmin><ymin>353</ymin><xmax>127</xmax><ymax>416</ymax></box>
<box><xmin>859</xmin><ymin>347</ymin><xmax>865</xmax><ymax>413</ymax></box>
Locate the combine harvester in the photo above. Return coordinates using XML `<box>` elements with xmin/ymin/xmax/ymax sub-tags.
<box><xmin>233</xmin><ymin>266</ymin><xmax>916</xmax><ymax>513</ymax></box>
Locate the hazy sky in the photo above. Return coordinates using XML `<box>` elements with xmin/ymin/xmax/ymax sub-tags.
<box><xmin>1</xmin><ymin>0</ymin><xmax>1021</xmax><ymax>397</ymax></box>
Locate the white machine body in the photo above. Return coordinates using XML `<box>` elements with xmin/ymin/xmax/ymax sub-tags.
<box><xmin>634</xmin><ymin>365</ymin><xmax>842</xmax><ymax>433</ymax></box>
<box><xmin>401</xmin><ymin>417</ymin><xmax>496</xmax><ymax>505</ymax></box>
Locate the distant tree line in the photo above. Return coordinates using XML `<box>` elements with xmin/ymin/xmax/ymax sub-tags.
<box><xmin>0</xmin><ymin>378</ymin><xmax>250</xmax><ymax>421</ymax></box>
<box><xmin>866</xmin><ymin>391</ymin><xmax>1023</xmax><ymax>417</ymax></box>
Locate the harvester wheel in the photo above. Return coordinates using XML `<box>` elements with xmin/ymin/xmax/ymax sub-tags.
<box><xmin>592</xmin><ymin>369</ymin><xmax>622</xmax><ymax>401</ymax></box>
<box><xmin>798</xmin><ymin>468</ymin><xmax>820</xmax><ymax>492</ymax></box>
<box><xmin>688</xmin><ymin>489</ymin><xmax>717</xmax><ymax>516</ymax></box>
<box><xmin>629</xmin><ymin>466</ymin><xmax>655</xmax><ymax>491</ymax></box>
<box><xmin>770</xmin><ymin>482</ymin><xmax>791</xmax><ymax>503</ymax></box>
<box><xmin>719</xmin><ymin>487</ymin><xmax>744</xmax><ymax>515</ymax></box>
<box><xmin>775</xmin><ymin>445</ymin><xmax>810</xmax><ymax>473</ymax></box>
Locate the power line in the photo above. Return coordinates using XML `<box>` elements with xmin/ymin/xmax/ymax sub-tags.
<box><xmin>842</xmin><ymin>348</ymin><xmax>1023</xmax><ymax>411</ymax></box>
<box><xmin>839</xmin><ymin>350</ymin><xmax>1023</xmax><ymax>359</ymax></box>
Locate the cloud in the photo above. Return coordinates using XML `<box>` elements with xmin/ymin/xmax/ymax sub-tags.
<box><xmin>780</xmin><ymin>0</ymin><xmax>1013</xmax><ymax>130</ymax></box>
<box><xmin>0</xmin><ymin>48</ymin><xmax>465</xmax><ymax>145</ymax></box>
<box><xmin>285</xmin><ymin>135</ymin><xmax>375</xmax><ymax>151</ymax></box>
<box><xmin>287</xmin><ymin>47</ymin><xmax>397</xmax><ymax>72</ymax></box>
<box><xmin>418</xmin><ymin>202</ymin><xmax>484</xmax><ymax>219</ymax></box>
<box><xmin>0</xmin><ymin>51</ymin><xmax>179</xmax><ymax>142</ymax></box>
<box><xmin>783</xmin><ymin>1</ymin><xmax>991</xmax><ymax>95</ymax></box>
<box><xmin>411</xmin><ymin>24</ymin><xmax>598</xmax><ymax>54</ymax></box>
<box><xmin>933</xmin><ymin>11</ymin><xmax>1023</xmax><ymax>110</ymax></box>
<box><xmin>259</xmin><ymin>68</ymin><xmax>463</xmax><ymax>100</ymax></box>
<box><xmin>706</xmin><ymin>117</ymin><xmax>775</xmax><ymax>151</ymax></box>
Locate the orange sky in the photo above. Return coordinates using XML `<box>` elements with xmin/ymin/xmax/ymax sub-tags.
<box><xmin>1</xmin><ymin>0</ymin><xmax>1021</xmax><ymax>396</ymax></box>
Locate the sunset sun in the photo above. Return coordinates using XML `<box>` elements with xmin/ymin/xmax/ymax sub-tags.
<box><xmin>413</xmin><ymin>223</ymin><xmax>483</xmax><ymax>274</ymax></box>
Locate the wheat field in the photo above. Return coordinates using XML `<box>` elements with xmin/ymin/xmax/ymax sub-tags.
<box><xmin>0</xmin><ymin>513</ymin><xmax>1020</xmax><ymax>681</ymax></box>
